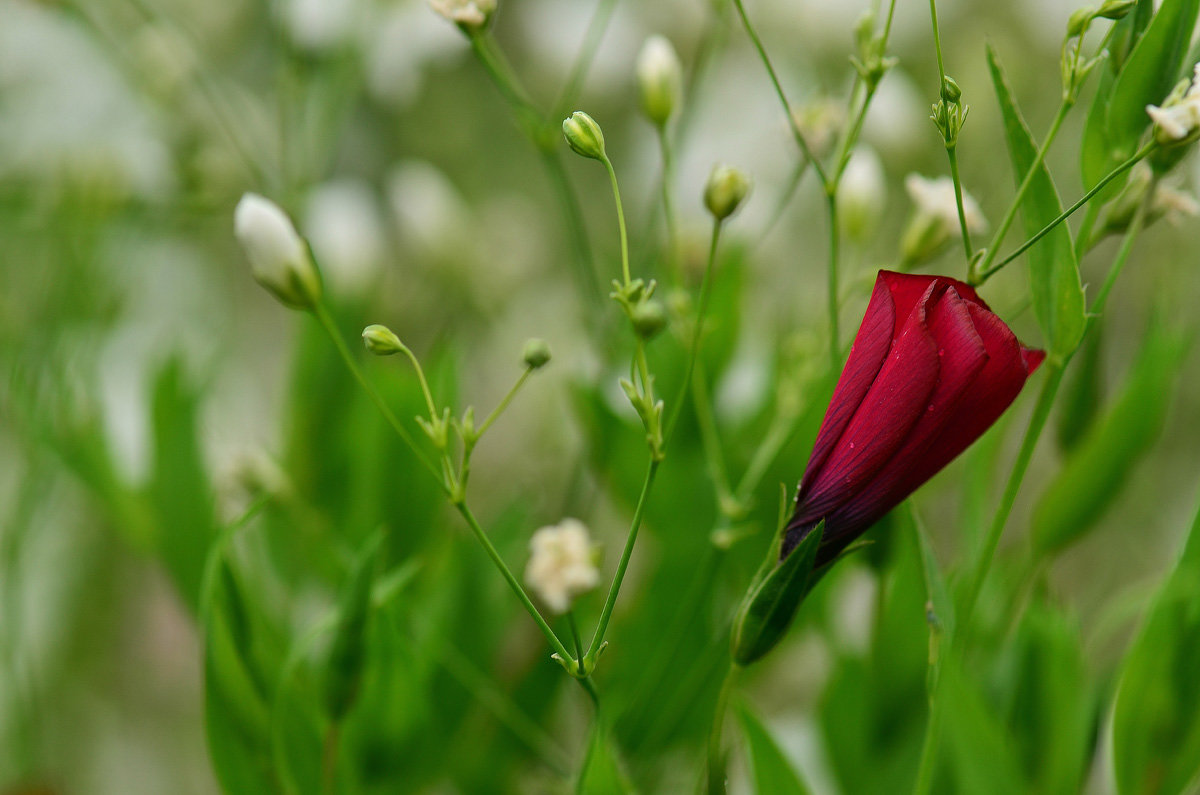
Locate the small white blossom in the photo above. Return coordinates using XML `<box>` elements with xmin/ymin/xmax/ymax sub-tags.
<box><xmin>838</xmin><ymin>146</ymin><xmax>886</xmax><ymax>240</ymax></box>
<box><xmin>524</xmin><ymin>519</ymin><xmax>600</xmax><ymax>614</ymax></box>
<box><xmin>636</xmin><ymin>35</ymin><xmax>682</xmax><ymax>126</ymax></box>
<box><xmin>429</xmin><ymin>0</ymin><xmax>495</xmax><ymax>32</ymax></box>
<box><xmin>1146</xmin><ymin>62</ymin><xmax>1200</xmax><ymax>140</ymax></box>
<box><xmin>234</xmin><ymin>193</ymin><xmax>321</xmax><ymax>309</ymax></box>
<box><xmin>904</xmin><ymin>173</ymin><xmax>987</xmax><ymax>236</ymax></box>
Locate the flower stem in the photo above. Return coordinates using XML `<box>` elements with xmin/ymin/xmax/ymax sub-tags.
<box><xmin>602</xmin><ymin>156</ymin><xmax>632</xmax><ymax>286</ymax></box>
<box><xmin>665</xmin><ymin>220</ymin><xmax>723</xmax><ymax>445</ymax></box>
<box><xmin>970</xmin><ymin>99</ymin><xmax>1071</xmax><ymax>282</ymax></box>
<box><xmin>730</xmin><ymin>0</ymin><xmax>828</xmax><ymax>188</ymax></box>
<box><xmin>550</xmin><ymin>0</ymin><xmax>618</xmax><ymax>120</ymax></box>
<box><xmin>974</xmin><ymin>140</ymin><xmax>1155</xmax><ymax>284</ymax></box>
<box><xmin>946</xmin><ymin>146</ymin><xmax>973</xmax><ymax>260</ymax></box>
<box><xmin>656</xmin><ymin>124</ymin><xmax>682</xmax><ymax>285</ymax></box>
<box><xmin>453</xmin><ymin>500</ymin><xmax>574</xmax><ymax>663</ymax></box>
<box><xmin>313</xmin><ymin>302</ymin><xmax>443</xmax><ymax>486</ymax></box>
<box><xmin>476</xmin><ymin>366</ymin><xmax>534</xmax><ymax>439</ymax></box>
<box><xmin>826</xmin><ymin>190</ymin><xmax>841</xmax><ymax>372</ymax></box>
<box><xmin>585</xmin><ymin>459</ymin><xmax>660</xmax><ymax>664</ymax></box>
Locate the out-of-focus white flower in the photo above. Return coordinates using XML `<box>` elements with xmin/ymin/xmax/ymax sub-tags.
<box><xmin>1154</xmin><ymin>183</ymin><xmax>1200</xmax><ymax>220</ymax></box>
<box><xmin>900</xmin><ymin>174</ymin><xmax>986</xmax><ymax>267</ymax></box>
<box><xmin>905</xmin><ymin>173</ymin><xmax>986</xmax><ymax>234</ymax></box>
<box><xmin>281</xmin><ymin>0</ymin><xmax>362</xmax><ymax>52</ymax></box>
<box><xmin>1146</xmin><ymin>63</ymin><xmax>1200</xmax><ymax>140</ymax></box>
<box><xmin>303</xmin><ymin>179</ymin><xmax>385</xmax><ymax>297</ymax></box>
<box><xmin>837</xmin><ymin>146</ymin><xmax>886</xmax><ymax>241</ymax></box>
<box><xmin>637</xmin><ymin>35</ymin><xmax>682</xmax><ymax>126</ymax></box>
<box><xmin>235</xmin><ymin>193</ymin><xmax>321</xmax><ymax>309</ymax></box>
<box><xmin>704</xmin><ymin>163</ymin><xmax>752</xmax><ymax>220</ymax></box>
<box><xmin>790</xmin><ymin>99</ymin><xmax>844</xmax><ymax>157</ymax></box>
<box><xmin>365</xmin><ymin>4</ymin><xmax>463</xmax><ymax>108</ymax></box>
<box><xmin>387</xmin><ymin>160</ymin><xmax>472</xmax><ymax>259</ymax></box>
<box><xmin>429</xmin><ymin>0</ymin><xmax>496</xmax><ymax>32</ymax></box>
<box><xmin>524</xmin><ymin>519</ymin><xmax>600</xmax><ymax>614</ymax></box>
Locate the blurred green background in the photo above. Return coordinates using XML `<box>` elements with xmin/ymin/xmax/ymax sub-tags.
<box><xmin>3</xmin><ymin>0</ymin><xmax>1200</xmax><ymax>792</ymax></box>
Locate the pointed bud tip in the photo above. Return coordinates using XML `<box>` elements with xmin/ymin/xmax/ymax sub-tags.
<box><xmin>562</xmin><ymin>111</ymin><xmax>606</xmax><ymax>160</ymax></box>
<box><xmin>362</xmin><ymin>324</ymin><xmax>405</xmax><ymax>355</ymax></box>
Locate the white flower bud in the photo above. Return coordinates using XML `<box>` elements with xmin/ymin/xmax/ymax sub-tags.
<box><xmin>234</xmin><ymin>193</ymin><xmax>322</xmax><ymax>310</ymax></box>
<box><xmin>524</xmin><ymin>519</ymin><xmax>600</xmax><ymax>614</ymax></box>
<box><xmin>704</xmin><ymin>164</ymin><xmax>751</xmax><ymax>221</ymax></box>
<box><xmin>636</xmin><ymin>35</ymin><xmax>682</xmax><ymax>127</ymax></box>
<box><xmin>562</xmin><ymin>111</ymin><xmax>607</xmax><ymax>161</ymax></box>
<box><xmin>900</xmin><ymin>174</ymin><xmax>986</xmax><ymax>266</ymax></box>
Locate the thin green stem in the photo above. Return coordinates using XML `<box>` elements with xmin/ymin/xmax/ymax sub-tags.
<box><xmin>540</xmin><ymin>150</ymin><xmax>604</xmax><ymax>316</ymax></box>
<box><xmin>913</xmin><ymin>684</ymin><xmax>943</xmax><ymax>795</ymax></box>
<box><xmin>730</xmin><ymin>0</ymin><xmax>828</xmax><ymax>188</ymax></box>
<box><xmin>826</xmin><ymin>190</ymin><xmax>841</xmax><ymax>372</ymax></box>
<box><xmin>975</xmin><ymin>140</ymin><xmax>1155</xmax><ymax>284</ymax></box>
<box><xmin>1089</xmin><ymin>174</ymin><xmax>1154</xmax><ymax>322</ymax></box>
<box><xmin>313</xmin><ymin>303</ymin><xmax>443</xmax><ymax>486</ymax></box>
<box><xmin>971</xmin><ymin>100</ymin><xmax>1071</xmax><ymax>281</ymax></box>
<box><xmin>665</xmin><ymin>221</ymin><xmax>723</xmax><ymax>444</ymax></box>
<box><xmin>929</xmin><ymin>0</ymin><xmax>946</xmax><ymax>82</ymax></box>
<box><xmin>453</xmin><ymin>501</ymin><xmax>574</xmax><ymax>663</ymax></box>
<box><xmin>705</xmin><ymin>663</ymin><xmax>738</xmax><ymax>794</ymax></box>
<box><xmin>568</xmin><ymin>611</ymin><xmax>586</xmax><ymax>666</ymax></box>
<box><xmin>585</xmin><ymin>459</ymin><xmax>660</xmax><ymax>663</ymax></box>
<box><xmin>470</xmin><ymin>34</ymin><xmax>544</xmax><ymax>136</ymax></box>
<box><xmin>602</xmin><ymin>156</ymin><xmax>631</xmax><ymax>286</ymax></box>
<box><xmin>946</xmin><ymin>146</ymin><xmax>973</xmax><ymax>260</ymax></box>
<box><xmin>959</xmin><ymin>362</ymin><xmax>1064</xmax><ymax>626</ymax></box>
<box><xmin>476</xmin><ymin>367</ymin><xmax>534</xmax><ymax>439</ymax></box>
<box><xmin>733</xmin><ymin>402</ymin><xmax>801</xmax><ymax>506</ymax></box>
<box><xmin>752</xmin><ymin>159</ymin><xmax>808</xmax><ymax>250</ymax></box>
<box><xmin>397</xmin><ymin>345</ymin><xmax>438</xmax><ymax>419</ymax></box>
<box><xmin>657</xmin><ymin>124</ymin><xmax>681</xmax><ymax>284</ymax></box>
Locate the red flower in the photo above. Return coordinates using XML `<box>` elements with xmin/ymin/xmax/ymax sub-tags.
<box><xmin>783</xmin><ymin>271</ymin><xmax>1045</xmax><ymax>565</ymax></box>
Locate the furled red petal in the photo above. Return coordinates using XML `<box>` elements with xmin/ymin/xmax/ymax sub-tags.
<box><xmin>881</xmin><ymin>270</ymin><xmax>989</xmax><ymax>314</ymax></box>
<box><xmin>783</xmin><ymin>281</ymin><xmax>942</xmax><ymax>556</ymax></box>
<box><xmin>825</xmin><ymin>288</ymin><xmax>989</xmax><ymax>544</ymax></box>
<box><xmin>801</xmin><ymin>274</ymin><xmax>898</xmax><ymax>485</ymax></box>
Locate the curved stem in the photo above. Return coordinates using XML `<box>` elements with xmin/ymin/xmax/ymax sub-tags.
<box><xmin>665</xmin><ymin>220</ymin><xmax>723</xmax><ymax>444</ymax></box>
<box><xmin>656</xmin><ymin>124</ymin><xmax>681</xmax><ymax>285</ymax></box>
<box><xmin>946</xmin><ymin>146</ymin><xmax>973</xmax><ymax>260</ymax></box>
<box><xmin>705</xmin><ymin>663</ymin><xmax>738</xmax><ymax>794</ymax></box>
<box><xmin>602</xmin><ymin>156</ymin><xmax>631</xmax><ymax>286</ymax></box>
<box><xmin>550</xmin><ymin>0</ymin><xmax>619</xmax><ymax>119</ymax></box>
<box><xmin>730</xmin><ymin>0</ymin><xmax>828</xmax><ymax>187</ymax></box>
<box><xmin>453</xmin><ymin>501</ymin><xmax>573</xmax><ymax>663</ymax></box>
<box><xmin>826</xmin><ymin>190</ymin><xmax>841</xmax><ymax>372</ymax></box>
<box><xmin>585</xmin><ymin>459</ymin><xmax>660</xmax><ymax>662</ymax></box>
<box><xmin>971</xmin><ymin>100</ymin><xmax>1071</xmax><ymax>280</ymax></box>
<box><xmin>476</xmin><ymin>367</ymin><xmax>533</xmax><ymax>439</ymax></box>
<box><xmin>314</xmin><ymin>303</ymin><xmax>443</xmax><ymax>486</ymax></box>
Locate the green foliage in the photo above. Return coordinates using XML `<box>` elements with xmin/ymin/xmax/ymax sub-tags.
<box><xmin>736</xmin><ymin>705</ymin><xmax>811</xmax><ymax>795</ymax></box>
<box><xmin>987</xmin><ymin>45</ymin><xmax>1087</xmax><ymax>359</ymax></box>
<box><xmin>1032</xmin><ymin>325</ymin><xmax>1189</xmax><ymax>554</ymax></box>
<box><xmin>1113</xmin><ymin>497</ymin><xmax>1200</xmax><ymax>795</ymax></box>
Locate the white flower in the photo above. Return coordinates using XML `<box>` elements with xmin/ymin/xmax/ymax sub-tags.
<box><xmin>303</xmin><ymin>179</ymin><xmax>385</xmax><ymax>297</ymax></box>
<box><xmin>429</xmin><ymin>0</ymin><xmax>495</xmax><ymax>32</ymax></box>
<box><xmin>524</xmin><ymin>519</ymin><xmax>600</xmax><ymax>614</ymax></box>
<box><xmin>904</xmin><ymin>173</ymin><xmax>987</xmax><ymax>236</ymax></box>
<box><xmin>636</xmin><ymin>35</ymin><xmax>682</xmax><ymax>126</ymax></box>
<box><xmin>234</xmin><ymin>193</ymin><xmax>321</xmax><ymax>309</ymax></box>
<box><xmin>1146</xmin><ymin>61</ymin><xmax>1200</xmax><ymax>140</ymax></box>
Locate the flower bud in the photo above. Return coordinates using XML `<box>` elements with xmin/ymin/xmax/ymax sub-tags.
<box><xmin>562</xmin><ymin>111</ymin><xmax>606</xmax><ymax>161</ymax></box>
<box><xmin>1067</xmin><ymin>7</ymin><xmax>1094</xmax><ymax>37</ymax></box>
<box><xmin>362</xmin><ymin>324</ymin><xmax>405</xmax><ymax>355</ymax></box>
<box><xmin>837</xmin><ymin>146</ymin><xmax>886</xmax><ymax>242</ymax></box>
<box><xmin>631</xmin><ymin>300</ymin><xmax>668</xmax><ymax>340</ymax></box>
<box><xmin>234</xmin><ymin>193</ymin><xmax>322</xmax><ymax>310</ymax></box>
<box><xmin>636</xmin><ymin>35</ymin><xmax>682</xmax><ymax>127</ymax></box>
<box><xmin>940</xmin><ymin>76</ymin><xmax>962</xmax><ymax>104</ymax></box>
<box><xmin>704</xmin><ymin>164</ymin><xmax>751</xmax><ymax>221</ymax></box>
<box><xmin>429</xmin><ymin>0</ymin><xmax>495</xmax><ymax>35</ymax></box>
<box><xmin>522</xmin><ymin>338</ymin><xmax>551</xmax><ymax>369</ymax></box>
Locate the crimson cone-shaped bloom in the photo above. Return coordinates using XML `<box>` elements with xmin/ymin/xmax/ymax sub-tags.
<box><xmin>783</xmin><ymin>271</ymin><xmax>1045</xmax><ymax>566</ymax></box>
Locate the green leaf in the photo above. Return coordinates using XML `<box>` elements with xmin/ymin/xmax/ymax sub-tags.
<box><xmin>1113</xmin><ymin>494</ymin><xmax>1200</xmax><ymax>795</ymax></box>
<box><xmin>324</xmin><ymin>531</ymin><xmax>384</xmax><ymax>721</ymax></box>
<box><xmin>940</xmin><ymin>659</ymin><xmax>1028</xmax><ymax>795</ymax></box>
<box><xmin>730</xmin><ymin>521</ymin><xmax>824</xmax><ymax>665</ymax></box>
<box><xmin>1102</xmin><ymin>0</ymin><xmax>1198</xmax><ymax>170</ymax></box>
<box><xmin>1032</xmin><ymin>325</ymin><xmax>1188</xmax><ymax>554</ymax></box>
<box><xmin>737</xmin><ymin>704</ymin><xmax>811</xmax><ymax>795</ymax></box>
<box><xmin>987</xmin><ymin>46</ymin><xmax>1087</xmax><ymax>358</ymax></box>
<box><xmin>1056</xmin><ymin>322</ymin><xmax>1106</xmax><ymax>452</ymax></box>
<box><xmin>577</xmin><ymin>724</ymin><xmax>634</xmax><ymax>795</ymax></box>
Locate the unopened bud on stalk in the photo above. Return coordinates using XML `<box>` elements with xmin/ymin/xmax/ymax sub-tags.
<box><xmin>940</xmin><ymin>76</ymin><xmax>962</xmax><ymax>103</ymax></box>
<box><xmin>1096</xmin><ymin>0</ymin><xmax>1136</xmax><ymax>19</ymax></box>
<box><xmin>631</xmin><ymin>300</ymin><xmax>668</xmax><ymax>340</ymax></box>
<box><xmin>704</xmin><ymin>164</ymin><xmax>751</xmax><ymax>221</ymax></box>
<box><xmin>562</xmin><ymin>111</ymin><xmax>607</xmax><ymax>161</ymax></box>
<box><xmin>1067</xmin><ymin>7</ymin><xmax>1094</xmax><ymax>37</ymax></box>
<box><xmin>522</xmin><ymin>338</ymin><xmax>551</xmax><ymax>369</ymax></box>
<box><xmin>234</xmin><ymin>193</ymin><xmax>322</xmax><ymax>310</ymax></box>
<box><xmin>636</xmin><ymin>35</ymin><xmax>682</xmax><ymax>127</ymax></box>
<box><xmin>362</xmin><ymin>324</ymin><xmax>405</xmax><ymax>355</ymax></box>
